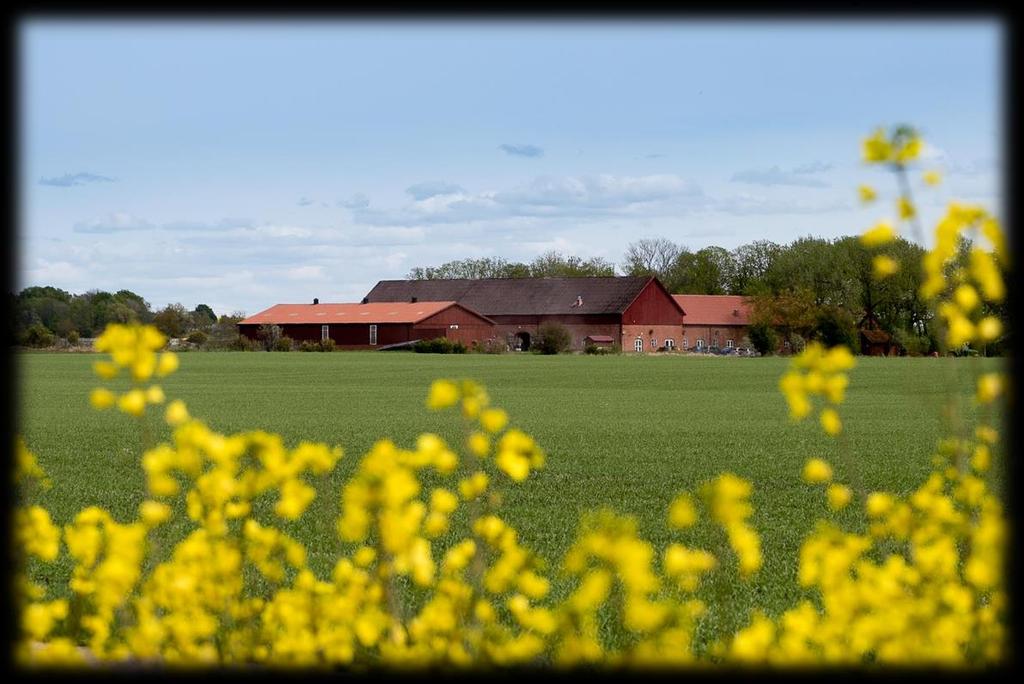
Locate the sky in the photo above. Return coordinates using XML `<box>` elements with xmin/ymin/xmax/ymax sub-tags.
<box><xmin>19</xmin><ymin>20</ymin><xmax>1003</xmax><ymax>316</ymax></box>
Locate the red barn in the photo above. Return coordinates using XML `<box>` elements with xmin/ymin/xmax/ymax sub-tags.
<box><xmin>672</xmin><ymin>294</ymin><xmax>752</xmax><ymax>352</ymax></box>
<box><xmin>364</xmin><ymin>276</ymin><xmax>686</xmax><ymax>352</ymax></box>
<box><xmin>238</xmin><ymin>301</ymin><xmax>496</xmax><ymax>349</ymax></box>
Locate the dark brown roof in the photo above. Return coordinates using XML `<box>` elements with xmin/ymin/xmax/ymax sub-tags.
<box><xmin>364</xmin><ymin>276</ymin><xmax>657</xmax><ymax>315</ymax></box>
<box><xmin>860</xmin><ymin>328</ymin><xmax>892</xmax><ymax>343</ymax></box>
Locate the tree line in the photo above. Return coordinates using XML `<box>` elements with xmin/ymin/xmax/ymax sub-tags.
<box><xmin>11</xmin><ymin>286</ymin><xmax>245</xmax><ymax>348</ymax></box>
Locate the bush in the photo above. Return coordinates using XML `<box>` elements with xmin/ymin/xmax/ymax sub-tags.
<box><xmin>299</xmin><ymin>341</ymin><xmax>318</xmax><ymax>352</ymax></box>
<box><xmin>67</xmin><ymin>330</ymin><xmax>80</xmax><ymax>346</ymax></box>
<box><xmin>20</xmin><ymin>323</ymin><xmax>55</xmax><ymax>348</ymax></box>
<box><xmin>256</xmin><ymin>324</ymin><xmax>283</xmax><ymax>352</ymax></box>
<box><xmin>319</xmin><ymin>338</ymin><xmax>336</xmax><ymax>352</ymax></box>
<box><xmin>747</xmin><ymin>322</ymin><xmax>778</xmax><ymax>356</ymax></box>
<box><xmin>272</xmin><ymin>336</ymin><xmax>293</xmax><ymax>352</ymax></box>
<box><xmin>473</xmin><ymin>338</ymin><xmax>507</xmax><ymax>354</ymax></box>
<box><xmin>229</xmin><ymin>335</ymin><xmax>257</xmax><ymax>351</ymax></box>
<box><xmin>534</xmin><ymin>322</ymin><xmax>572</xmax><ymax>355</ymax></box>
<box><xmin>186</xmin><ymin>330</ymin><xmax>208</xmax><ymax>347</ymax></box>
<box><xmin>413</xmin><ymin>338</ymin><xmax>466</xmax><ymax>354</ymax></box>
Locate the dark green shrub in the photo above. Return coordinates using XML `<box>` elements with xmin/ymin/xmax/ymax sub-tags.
<box><xmin>413</xmin><ymin>337</ymin><xmax>464</xmax><ymax>354</ymax></box>
<box><xmin>319</xmin><ymin>338</ymin><xmax>336</xmax><ymax>352</ymax></box>
<box><xmin>815</xmin><ymin>308</ymin><xmax>858</xmax><ymax>349</ymax></box>
<box><xmin>21</xmin><ymin>323</ymin><xmax>55</xmax><ymax>348</ymax></box>
<box><xmin>747</xmin><ymin>322</ymin><xmax>778</xmax><ymax>356</ymax></box>
<box><xmin>273</xmin><ymin>336</ymin><xmax>293</xmax><ymax>352</ymax></box>
<box><xmin>187</xmin><ymin>330</ymin><xmax>208</xmax><ymax>346</ymax></box>
<box><xmin>300</xmin><ymin>341</ymin><xmax>319</xmax><ymax>352</ymax></box>
<box><xmin>534</xmin><ymin>323</ymin><xmax>572</xmax><ymax>355</ymax></box>
<box><xmin>67</xmin><ymin>330</ymin><xmax>81</xmax><ymax>346</ymax></box>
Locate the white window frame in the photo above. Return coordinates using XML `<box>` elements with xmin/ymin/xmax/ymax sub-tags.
<box><xmin>682</xmin><ymin>336</ymin><xmax>688</xmax><ymax>350</ymax></box>
<box><xmin>696</xmin><ymin>338</ymin><xmax>705</xmax><ymax>350</ymax></box>
<box><xmin>651</xmin><ymin>337</ymin><xmax>657</xmax><ymax>349</ymax></box>
<box><xmin>634</xmin><ymin>338</ymin><xmax>644</xmax><ymax>353</ymax></box>
<box><xmin>665</xmin><ymin>339</ymin><xmax>675</xmax><ymax>350</ymax></box>
<box><xmin>321</xmin><ymin>324</ymin><xmax>329</xmax><ymax>341</ymax></box>
<box><xmin>369</xmin><ymin>324</ymin><xmax>378</xmax><ymax>345</ymax></box>
<box><xmin>726</xmin><ymin>339</ymin><xmax>734</xmax><ymax>349</ymax></box>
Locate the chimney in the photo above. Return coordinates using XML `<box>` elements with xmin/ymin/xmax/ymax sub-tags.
<box><xmin>313</xmin><ymin>298</ymin><xmax>319</xmax><ymax>305</ymax></box>
<box><xmin>732</xmin><ymin>309</ymin><xmax>738</xmax><ymax>316</ymax></box>
<box><xmin>411</xmin><ymin>296</ymin><xmax>418</xmax><ymax>303</ymax></box>
<box><xmin>574</xmin><ymin>295</ymin><xmax>583</xmax><ymax>307</ymax></box>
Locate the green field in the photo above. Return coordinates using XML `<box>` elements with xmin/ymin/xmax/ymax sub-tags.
<box><xmin>17</xmin><ymin>351</ymin><xmax>1006</xmax><ymax>649</ymax></box>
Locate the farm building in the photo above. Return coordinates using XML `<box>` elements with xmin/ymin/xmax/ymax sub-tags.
<box><xmin>858</xmin><ymin>309</ymin><xmax>903</xmax><ymax>356</ymax></box>
<box><xmin>238</xmin><ymin>300</ymin><xmax>496</xmax><ymax>349</ymax></box>
<box><xmin>364</xmin><ymin>276</ymin><xmax>686</xmax><ymax>352</ymax></box>
<box><xmin>672</xmin><ymin>294</ymin><xmax>752</xmax><ymax>352</ymax></box>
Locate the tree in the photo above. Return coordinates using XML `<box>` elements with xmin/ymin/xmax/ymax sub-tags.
<box><xmin>729</xmin><ymin>240</ymin><xmax>783</xmax><ymax>294</ymax></box>
<box><xmin>256</xmin><ymin>324</ymin><xmax>282</xmax><ymax>352</ymax></box>
<box><xmin>192</xmin><ymin>304</ymin><xmax>217</xmax><ymax>331</ymax></box>
<box><xmin>153</xmin><ymin>303</ymin><xmax>191</xmax><ymax>337</ymax></box>
<box><xmin>673</xmin><ymin>246</ymin><xmax>734</xmax><ymax>294</ymax></box>
<box><xmin>622</xmin><ymin>238</ymin><xmax>681</xmax><ymax>277</ymax></box>
<box><xmin>529</xmin><ymin>251</ymin><xmax>615</xmax><ymax>277</ymax></box>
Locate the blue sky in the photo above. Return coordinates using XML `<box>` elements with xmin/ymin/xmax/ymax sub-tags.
<box><xmin>20</xmin><ymin>20</ymin><xmax>1002</xmax><ymax>316</ymax></box>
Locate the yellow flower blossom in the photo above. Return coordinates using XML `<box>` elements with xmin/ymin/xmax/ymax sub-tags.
<box><xmin>803</xmin><ymin>458</ymin><xmax>833</xmax><ymax>484</ymax></box>
<box><xmin>858</xmin><ymin>185</ymin><xmax>877</xmax><ymax>203</ymax></box>
<box><xmin>165</xmin><ymin>399</ymin><xmax>189</xmax><ymax>426</ymax></box>
<box><xmin>923</xmin><ymin>170</ymin><xmax>942</xmax><ymax>186</ymax></box>
<box><xmin>872</xmin><ymin>255</ymin><xmax>899</xmax><ymax>278</ymax></box>
<box><xmin>826</xmin><ymin>484</ymin><xmax>852</xmax><ymax>511</ymax></box>
<box><xmin>89</xmin><ymin>388</ymin><xmax>116</xmax><ymax>410</ymax></box>
<box><xmin>118</xmin><ymin>389</ymin><xmax>147</xmax><ymax>417</ymax></box>
<box><xmin>820</xmin><ymin>408</ymin><xmax>842</xmax><ymax>437</ymax></box>
<box><xmin>860</xmin><ymin>221</ymin><xmax>897</xmax><ymax>248</ymax></box>
<box><xmin>976</xmin><ymin>373</ymin><xmax>1003</xmax><ymax>404</ymax></box>
<box><xmin>426</xmin><ymin>380</ymin><xmax>459</xmax><ymax>410</ymax></box>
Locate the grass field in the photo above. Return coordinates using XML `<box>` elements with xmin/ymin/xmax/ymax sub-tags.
<box><xmin>16</xmin><ymin>350</ymin><xmax>1006</xmax><ymax>651</ymax></box>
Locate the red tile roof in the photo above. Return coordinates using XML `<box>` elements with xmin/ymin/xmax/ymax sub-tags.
<box><xmin>672</xmin><ymin>295</ymin><xmax>752</xmax><ymax>326</ymax></box>
<box><xmin>239</xmin><ymin>301</ymin><xmax>489</xmax><ymax>325</ymax></box>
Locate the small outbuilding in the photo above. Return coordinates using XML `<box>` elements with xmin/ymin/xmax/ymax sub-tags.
<box><xmin>238</xmin><ymin>300</ymin><xmax>496</xmax><ymax>350</ymax></box>
<box><xmin>858</xmin><ymin>310</ymin><xmax>902</xmax><ymax>356</ymax></box>
<box><xmin>584</xmin><ymin>335</ymin><xmax>615</xmax><ymax>349</ymax></box>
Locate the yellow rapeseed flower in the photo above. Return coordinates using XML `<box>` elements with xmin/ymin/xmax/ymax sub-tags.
<box><xmin>826</xmin><ymin>484</ymin><xmax>852</xmax><ymax>511</ymax></box>
<box><xmin>668</xmin><ymin>494</ymin><xmax>697</xmax><ymax>529</ymax></box>
<box><xmin>858</xmin><ymin>185</ymin><xmax>877</xmax><ymax>203</ymax></box>
<box><xmin>802</xmin><ymin>458</ymin><xmax>833</xmax><ymax>484</ymax></box>
<box><xmin>156</xmin><ymin>352</ymin><xmax>179</xmax><ymax>377</ymax></box>
<box><xmin>977</xmin><ymin>317</ymin><xmax>1002</xmax><ymax>342</ymax></box>
<box><xmin>480</xmin><ymin>408</ymin><xmax>509</xmax><ymax>434</ymax></box>
<box><xmin>923</xmin><ymin>170</ymin><xmax>942</xmax><ymax>186</ymax></box>
<box><xmin>89</xmin><ymin>388</ymin><xmax>116</xmax><ymax>410</ymax></box>
<box><xmin>820</xmin><ymin>408</ymin><xmax>842</xmax><ymax>437</ymax></box>
<box><xmin>897</xmin><ymin>196</ymin><xmax>916</xmax><ymax>221</ymax></box>
<box><xmin>861</xmin><ymin>221</ymin><xmax>896</xmax><ymax>248</ymax></box>
<box><xmin>426</xmin><ymin>380</ymin><xmax>459</xmax><ymax>410</ymax></box>
<box><xmin>976</xmin><ymin>374</ymin><xmax>1003</xmax><ymax>404</ymax></box>
<box><xmin>872</xmin><ymin>255</ymin><xmax>899</xmax><ymax>279</ymax></box>
<box><xmin>165</xmin><ymin>399</ymin><xmax>189</xmax><ymax>426</ymax></box>
<box><xmin>118</xmin><ymin>389</ymin><xmax>147</xmax><ymax>417</ymax></box>
<box><xmin>146</xmin><ymin>386</ymin><xmax>165</xmax><ymax>404</ymax></box>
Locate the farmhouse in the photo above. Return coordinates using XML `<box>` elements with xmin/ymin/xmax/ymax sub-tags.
<box><xmin>364</xmin><ymin>276</ymin><xmax>686</xmax><ymax>352</ymax></box>
<box><xmin>238</xmin><ymin>300</ymin><xmax>496</xmax><ymax>349</ymax></box>
<box><xmin>672</xmin><ymin>294</ymin><xmax>752</xmax><ymax>352</ymax></box>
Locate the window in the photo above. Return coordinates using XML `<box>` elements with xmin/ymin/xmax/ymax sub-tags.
<box><xmin>696</xmin><ymin>338</ymin><xmax>705</xmax><ymax>350</ymax></box>
<box><xmin>651</xmin><ymin>338</ymin><xmax>657</xmax><ymax>349</ymax></box>
<box><xmin>665</xmin><ymin>339</ymin><xmax>675</xmax><ymax>350</ymax></box>
<box><xmin>726</xmin><ymin>339</ymin><xmax>734</xmax><ymax>349</ymax></box>
<box><xmin>321</xmin><ymin>325</ymin><xmax>329</xmax><ymax>341</ymax></box>
<box><xmin>682</xmin><ymin>336</ymin><xmax>688</xmax><ymax>350</ymax></box>
<box><xmin>369</xmin><ymin>324</ymin><xmax>377</xmax><ymax>345</ymax></box>
<box><xmin>634</xmin><ymin>338</ymin><xmax>644</xmax><ymax>352</ymax></box>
